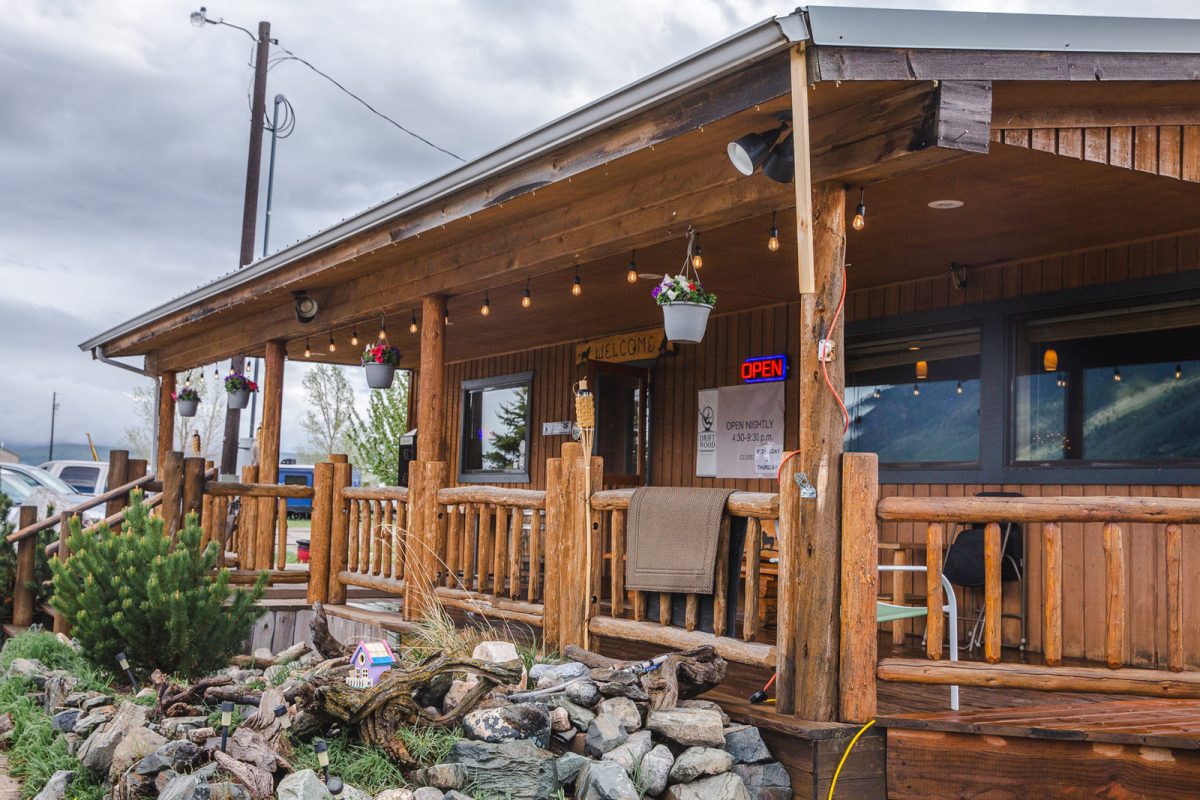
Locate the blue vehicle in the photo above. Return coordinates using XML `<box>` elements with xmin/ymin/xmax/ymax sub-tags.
<box><xmin>279</xmin><ymin>464</ymin><xmax>315</xmax><ymax>517</ymax></box>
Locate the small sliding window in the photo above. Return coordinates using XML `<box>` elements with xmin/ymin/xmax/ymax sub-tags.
<box><xmin>459</xmin><ymin>372</ymin><xmax>533</xmax><ymax>483</ymax></box>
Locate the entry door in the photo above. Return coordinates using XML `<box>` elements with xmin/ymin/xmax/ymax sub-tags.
<box><xmin>587</xmin><ymin>360</ymin><xmax>649</xmax><ymax>487</ymax></box>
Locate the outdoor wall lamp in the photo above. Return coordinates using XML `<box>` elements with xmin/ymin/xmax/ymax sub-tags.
<box><xmin>727</xmin><ymin>123</ymin><xmax>786</xmax><ymax>175</ymax></box>
<box><xmin>293</xmin><ymin>291</ymin><xmax>319</xmax><ymax>323</ymax></box>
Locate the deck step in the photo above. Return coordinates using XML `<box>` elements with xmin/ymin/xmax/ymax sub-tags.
<box><xmin>323</xmin><ymin>603</ymin><xmax>420</xmax><ymax>635</ymax></box>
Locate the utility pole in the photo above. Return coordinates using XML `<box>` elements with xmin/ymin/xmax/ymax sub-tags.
<box><xmin>48</xmin><ymin>392</ymin><xmax>59</xmax><ymax>461</ymax></box>
<box><xmin>219</xmin><ymin>18</ymin><xmax>271</xmax><ymax>476</ymax></box>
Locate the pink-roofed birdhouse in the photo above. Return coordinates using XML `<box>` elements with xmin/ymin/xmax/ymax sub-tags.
<box><xmin>346</xmin><ymin>638</ymin><xmax>396</xmax><ymax>689</ymax></box>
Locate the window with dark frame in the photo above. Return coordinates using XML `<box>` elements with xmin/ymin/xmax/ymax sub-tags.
<box><xmin>844</xmin><ymin>327</ymin><xmax>982</xmax><ymax>466</ymax></box>
<box><xmin>1013</xmin><ymin>300</ymin><xmax>1200</xmax><ymax>465</ymax></box>
<box><xmin>459</xmin><ymin>372</ymin><xmax>533</xmax><ymax>482</ymax></box>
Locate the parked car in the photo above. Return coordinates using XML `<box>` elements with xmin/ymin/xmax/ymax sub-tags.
<box><xmin>39</xmin><ymin>460</ymin><xmax>109</xmax><ymax>496</ymax></box>
<box><xmin>279</xmin><ymin>464</ymin><xmax>315</xmax><ymax>518</ymax></box>
<box><xmin>0</xmin><ymin>464</ymin><xmax>103</xmax><ymax>525</ymax></box>
<box><xmin>0</xmin><ymin>473</ymin><xmax>34</xmax><ymax>527</ymax></box>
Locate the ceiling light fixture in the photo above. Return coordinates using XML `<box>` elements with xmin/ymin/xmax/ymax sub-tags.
<box><xmin>293</xmin><ymin>291</ymin><xmax>319</xmax><ymax>323</ymax></box>
<box><xmin>852</xmin><ymin>187</ymin><xmax>866</xmax><ymax>231</ymax></box>
<box><xmin>928</xmin><ymin>199</ymin><xmax>964</xmax><ymax>209</ymax></box>
<box><xmin>915</xmin><ymin>360</ymin><xmax>928</xmax><ymax>380</ymax></box>
<box><xmin>1043</xmin><ymin>348</ymin><xmax>1058</xmax><ymax>372</ymax></box>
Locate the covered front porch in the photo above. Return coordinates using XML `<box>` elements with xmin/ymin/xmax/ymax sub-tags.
<box><xmin>68</xmin><ymin>6</ymin><xmax>1200</xmax><ymax>798</ymax></box>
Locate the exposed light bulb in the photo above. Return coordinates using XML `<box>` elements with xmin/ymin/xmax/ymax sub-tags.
<box><xmin>1113</xmin><ymin>368</ymin><xmax>1122</xmax><ymax>382</ymax></box>
<box><xmin>912</xmin><ymin>384</ymin><xmax>920</xmax><ymax>396</ymax></box>
<box><xmin>328</xmin><ymin>331</ymin><xmax>336</xmax><ymax>353</ymax></box>
<box><xmin>572</xmin><ymin>272</ymin><xmax>582</xmax><ymax>296</ymax></box>
<box><xmin>304</xmin><ymin>340</ymin><xmax>311</xmax><ymax>358</ymax></box>
<box><xmin>378</xmin><ymin>314</ymin><xmax>387</xmax><ymax>340</ymax></box>
<box><xmin>480</xmin><ymin>291</ymin><xmax>490</xmax><ymax>316</ymax></box>
<box><xmin>768</xmin><ymin>211</ymin><xmax>780</xmax><ymax>252</ymax></box>
<box><xmin>1176</xmin><ymin>364</ymin><xmax>1183</xmax><ymax>380</ymax></box>
<box><xmin>409</xmin><ymin>312</ymin><xmax>418</xmax><ymax>334</ymax></box>
<box><xmin>955</xmin><ymin>381</ymin><xmax>963</xmax><ymax>395</ymax></box>
<box><xmin>872</xmin><ymin>387</ymin><xmax>881</xmax><ymax>400</ymax></box>
<box><xmin>522</xmin><ymin>283</ymin><xmax>532</xmax><ymax>308</ymax></box>
<box><xmin>852</xmin><ymin>187</ymin><xmax>866</xmax><ymax>231</ymax></box>
<box><xmin>627</xmin><ymin>250</ymin><xmax>638</xmax><ymax>283</ymax></box>
<box><xmin>691</xmin><ymin>235</ymin><xmax>703</xmax><ymax>269</ymax></box>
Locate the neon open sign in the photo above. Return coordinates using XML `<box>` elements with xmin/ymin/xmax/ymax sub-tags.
<box><xmin>741</xmin><ymin>354</ymin><xmax>787</xmax><ymax>383</ymax></box>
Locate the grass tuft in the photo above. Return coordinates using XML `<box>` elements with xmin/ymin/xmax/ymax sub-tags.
<box><xmin>292</xmin><ymin>734</ymin><xmax>410</xmax><ymax>794</ymax></box>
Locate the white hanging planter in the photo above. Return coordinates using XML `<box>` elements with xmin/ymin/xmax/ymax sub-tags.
<box><xmin>364</xmin><ymin>362</ymin><xmax>396</xmax><ymax>389</ymax></box>
<box><xmin>227</xmin><ymin>389</ymin><xmax>251</xmax><ymax>409</ymax></box>
<box><xmin>662</xmin><ymin>301</ymin><xmax>713</xmax><ymax>344</ymax></box>
<box><xmin>177</xmin><ymin>399</ymin><xmax>199</xmax><ymax>418</ymax></box>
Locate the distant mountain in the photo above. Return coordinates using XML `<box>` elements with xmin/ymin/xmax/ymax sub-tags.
<box><xmin>1</xmin><ymin>442</ymin><xmax>116</xmax><ymax>465</ymax></box>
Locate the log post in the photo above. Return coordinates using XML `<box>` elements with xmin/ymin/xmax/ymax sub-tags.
<box><xmin>307</xmin><ymin>461</ymin><xmax>335</xmax><ymax>604</ymax></box>
<box><xmin>557</xmin><ymin>443</ymin><xmax>601</xmax><ymax>652</ymax></box>
<box><xmin>239</xmin><ymin>464</ymin><xmax>259</xmax><ymax>568</ymax></box>
<box><xmin>53</xmin><ymin>513</ymin><xmax>74</xmax><ymax>634</ymax></box>
<box><xmin>1103</xmin><ymin>522</ymin><xmax>1126</xmax><ymax>669</ymax></box>
<box><xmin>182</xmin><ymin>456</ymin><xmax>205</xmax><ymax>523</ymax></box>
<box><xmin>328</xmin><ymin>460</ymin><xmax>354</xmax><ymax>605</ymax></box>
<box><xmin>128</xmin><ymin>459</ymin><xmax>148</xmax><ymax>483</ymax></box>
<box><xmin>156</xmin><ymin>372</ymin><xmax>176</xmax><ymax>475</ymax></box>
<box><xmin>161</xmin><ymin>450</ymin><xmax>185</xmax><ymax>540</ymax></box>
<box><xmin>925</xmin><ymin>523</ymin><xmax>944</xmax><ymax>660</ymax></box>
<box><xmin>12</xmin><ymin>507</ymin><xmax>38</xmax><ymax>629</ymax></box>
<box><xmin>1042</xmin><ymin>522</ymin><xmax>1063</xmax><ymax>667</ymax></box>
<box><xmin>543</xmin><ymin>455</ymin><xmax>564</xmax><ymax>649</ymax></box>
<box><xmin>1167</xmin><ymin>523</ymin><xmax>1184</xmax><ymax>673</ymax></box>
<box><xmin>776</xmin><ymin>181</ymin><xmax>846</xmax><ymax>720</ymax></box>
<box><xmin>404</xmin><ymin>460</ymin><xmax>448</xmax><ymax>620</ymax></box>
<box><xmin>839</xmin><ymin>452</ymin><xmax>878</xmax><ymax>724</ymax></box>
<box><xmin>257</xmin><ymin>340</ymin><xmax>286</xmax><ymax>572</ymax></box>
<box><xmin>416</xmin><ymin>295</ymin><xmax>447</xmax><ymax>463</ymax></box>
<box><xmin>983</xmin><ymin>522</ymin><xmax>1002</xmax><ymax>664</ymax></box>
<box><xmin>790</xmin><ymin>44</ymin><xmax>816</xmax><ymax>295</ymax></box>
<box><xmin>105</xmin><ymin>450</ymin><xmax>130</xmax><ymax>517</ymax></box>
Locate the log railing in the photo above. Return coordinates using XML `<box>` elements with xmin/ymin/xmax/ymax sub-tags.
<box><xmin>841</xmin><ymin>468</ymin><xmax>1200</xmax><ymax>720</ymax></box>
<box><xmin>202</xmin><ymin>474</ymin><xmax>312</xmax><ymax>585</ymax></box>
<box><xmin>587</xmin><ymin>488</ymin><xmax>779</xmax><ymax>669</ymax></box>
<box><xmin>331</xmin><ymin>485</ymin><xmax>411</xmax><ymax>598</ymax></box>
<box><xmin>433</xmin><ymin>486</ymin><xmax>549</xmax><ymax>627</ymax></box>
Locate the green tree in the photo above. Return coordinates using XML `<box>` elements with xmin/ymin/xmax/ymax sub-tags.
<box><xmin>483</xmin><ymin>386</ymin><xmax>529</xmax><ymax>470</ymax></box>
<box><xmin>300</xmin><ymin>365</ymin><xmax>356</xmax><ymax>462</ymax></box>
<box><xmin>347</xmin><ymin>373</ymin><xmax>409</xmax><ymax>484</ymax></box>
<box><xmin>50</xmin><ymin>493</ymin><xmax>266</xmax><ymax>677</ymax></box>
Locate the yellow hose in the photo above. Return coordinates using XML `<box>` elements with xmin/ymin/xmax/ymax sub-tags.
<box><xmin>827</xmin><ymin>719</ymin><xmax>876</xmax><ymax>800</ymax></box>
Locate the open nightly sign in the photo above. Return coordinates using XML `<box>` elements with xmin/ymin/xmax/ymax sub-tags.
<box><xmin>741</xmin><ymin>354</ymin><xmax>787</xmax><ymax>383</ymax></box>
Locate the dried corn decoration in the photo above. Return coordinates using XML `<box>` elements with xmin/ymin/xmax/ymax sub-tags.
<box><xmin>573</xmin><ymin>379</ymin><xmax>596</xmax><ymax>647</ymax></box>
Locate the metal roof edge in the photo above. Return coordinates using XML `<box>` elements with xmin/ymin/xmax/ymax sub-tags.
<box><xmin>80</xmin><ymin>11</ymin><xmax>808</xmax><ymax>353</ymax></box>
<box><xmin>806</xmin><ymin>6</ymin><xmax>1200</xmax><ymax>54</ymax></box>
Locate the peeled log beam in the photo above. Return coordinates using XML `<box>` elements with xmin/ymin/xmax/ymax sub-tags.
<box><xmin>302</xmin><ymin>652</ymin><xmax>522</xmax><ymax>766</ymax></box>
<box><xmin>877</xmin><ymin>494</ymin><xmax>1200</xmax><ymax>524</ymax></box>
<box><xmin>588</xmin><ymin>616</ymin><xmax>776</xmax><ymax>669</ymax></box>
<box><xmin>878</xmin><ymin>658</ymin><xmax>1200</xmax><ymax>698</ymax></box>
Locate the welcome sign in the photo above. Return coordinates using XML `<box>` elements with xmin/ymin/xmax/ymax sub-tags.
<box><xmin>576</xmin><ymin>328</ymin><xmax>669</xmax><ymax>365</ymax></box>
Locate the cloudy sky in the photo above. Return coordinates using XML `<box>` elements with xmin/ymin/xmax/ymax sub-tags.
<box><xmin>2</xmin><ymin>0</ymin><xmax>1197</xmax><ymax>460</ymax></box>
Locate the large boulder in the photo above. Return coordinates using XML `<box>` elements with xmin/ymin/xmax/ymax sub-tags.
<box><xmin>461</xmin><ymin>702</ymin><xmax>550</xmax><ymax>747</ymax></box>
<box><xmin>410</xmin><ymin>763</ymin><xmax>467</xmax><ymax>791</ymax></box>
<box><xmin>51</xmin><ymin>709</ymin><xmax>80</xmax><ymax>733</ymax></box>
<box><xmin>110</xmin><ymin>726</ymin><xmax>168</xmax><ymax>781</ymax></box>
<box><xmin>43</xmin><ymin>673</ymin><xmax>79</xmax><ymax>712</ymax></box>
<box><xmin>731</xmin><ymin>763</ymin><xmax>791</xmax><ymax>800</ymax></box>
<box><xmin>32</xmin><ymin>770</ymin><xmax>73</xmax><ymax>800</ymax></box>
<box><xmin>277</xmin><ymin>769</ymin><xmax>331</xmax><ymax>800</ymax></box>
<box><xmin>157</xmin><ymin>764</ymin><xmax>218</xmax><ymax>800</ymax></box>
<box><xmin>555</xmin><ymin>752</ymin><xmax>590</xmax><ymax>786</ymax></box>
<box><xmin>77</xmin><ymin>701</ymin><xmax>149</xmax><ymax>774</ymax></box>
<box><xmin>664</xmin><ymin>772</ymin><xmax>751</xmax><ymax>800</ymax></box>
<box><xmin>8</xmin><ymin>657</ymin><xmax>48</xmax><ymax>682</ymax></box>
<box><xmin>669</xmin><ymin>747</ymin><xmax>733</xmax><ymax>784</ymax></box>
<box><xmin>136</xmin><ymin>741</ymin><xmax>204</xmax><ymax>776</ymax></box>
<box><xmin>445</xmin><ymin>739</ymin><xmax>559</xmax><ymax>800</ymax></box>
<box><xmin>584</xmin><ymin>714</ymin><xmax>628</xmax><ymax>757</ymax></box>
<box><xmin>601</xmin><ymin>730</ymin><xmax>653</xmax><ymax>775</ymax></box>
<box><xmin>645</xmin><ymin>709</ymin><xmax>725</xmax><ymax>748</ymax></box>
<box><xmin>577</xmin><ymin>760</ymin><xmax>640</xmax><ymax>800</ymax></box>
<box><xmin>596</xmin><ymin>697</ymin><xmax>641</xmax><ymax>732</ymax></box>
<box><xmin>722</xmin><ymin>726</ymin><xmax>772</xmax><ymax>765</ymax></box>
<box><xmin>639</xmin><ymin>745</ymin><xmax>675</xmax><ymax>796</ymax></box>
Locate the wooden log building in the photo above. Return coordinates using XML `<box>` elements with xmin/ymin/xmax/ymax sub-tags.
<box><xmin>73</xmin><ymin>6</ymin><xmax>1200</xmax><ymax>798</ymax></box>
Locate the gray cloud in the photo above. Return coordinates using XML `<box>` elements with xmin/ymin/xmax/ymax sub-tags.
<box><xmin>1</xmin><ymin>0</ymin><xmax>1197</xmax><ymax>455</ymax></box>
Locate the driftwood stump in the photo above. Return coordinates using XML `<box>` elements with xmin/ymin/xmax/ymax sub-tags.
<box><xmin>563</xmin><ymin>645</ymin><xmax>726</xmax><ymax>709</ymax></box>
<box><xmin>297</xmin><ymin>652</ymin><xmax>522</xmax><ymax>766</ymax></box>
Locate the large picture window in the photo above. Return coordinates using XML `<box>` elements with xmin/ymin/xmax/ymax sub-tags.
<box><xmin>1014</xmin><ymin>301</ymin><xmax>1200</xmax><ymax>464</ymax></box>
<box><xmin>844</xmin><ymin>327</ymin><xmax>982</xmax><ymax>466</ymax></box>
<box><xmin>459</xmin><ymin>372</ymin><xmax>533</xmax><ymax>483</ymax></box>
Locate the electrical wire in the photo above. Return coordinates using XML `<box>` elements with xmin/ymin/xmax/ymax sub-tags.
<box><xmin>270</xmin><ymin>46</ymin><xmax>465</xmax><ymax>162</ymax></box>
<box><xmin>827</xmin><ymin>719</ymin><xmax>877</xmax><ymax>799</ymax></box>
<box><xmin>822</xmin><ymin>265</ymin><xmax>851</xmax><ymax>436</ymax></box>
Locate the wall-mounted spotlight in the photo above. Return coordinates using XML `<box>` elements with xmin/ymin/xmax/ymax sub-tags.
<box><xmin>727</xmin><ymin>123</ymin><xmax>786</xmax><ymax>176</ymax></box>
<box><xmin>762</xmin><ymin>134</ymin><xmax>795</xmax><ymax>183</ymax></box>
<box><xmin>293</xmin><ymin>291</ymin><xmax>319</xmax><ymax>323</ymax></box>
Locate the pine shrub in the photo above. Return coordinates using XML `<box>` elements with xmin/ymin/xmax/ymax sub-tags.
<box><xmin>50</xmin><ymin>492</ymin><xmax>267</xmax><ymax>677</ymax></box>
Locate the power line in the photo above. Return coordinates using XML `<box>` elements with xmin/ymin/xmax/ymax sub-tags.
<box><xmin>270</xmin><ymin>47</ymin><xmax>465</xmax><ymax>162</ymax></box>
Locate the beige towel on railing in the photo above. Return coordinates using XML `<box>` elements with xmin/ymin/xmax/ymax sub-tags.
<box><xmin>625</xmin><ymin>487</ymin><xmax>734</xmax><ymax>594</ymax></box>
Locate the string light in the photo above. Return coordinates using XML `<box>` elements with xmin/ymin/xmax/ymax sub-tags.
<box><xmin>480</xmin><ymin>290</ymin><xmax>490</xmax><ymax>317</ymax></box>
<box><xmin>627</xmin><ymin>251</ymin><xmax>638</xmax><ymax>283</ymax></box>
<box><xmin>912</xmin><ymin>384</ymin><xmax>920</xmax><ymax>396</ymax></box>
<box><xmin>956</xmin><ymin>381</ymin><xmax>963</xmax><ymax>395</ymax></box>
<box><xmin>852</xmin><ymin>187</ymin><xmax>866</xmax><ymax>231</ymax></box>
<box><xmin>351</xmin><ymin>328</ymin><xmax>359</xmax><ymax>346</ymax></box>
<box><xmin>522</xmin><ymin>279</ymin><xmax>532</xmax><ymax>308</ymax></box>
<box><xmin>572</xmin><ymin>266</ymin><xmax>582</xmax><ymax>297</ymax></box>
<box><xmin>872</xmin><ymin>387</ymin><xmax>881</xmax><ymax>400</ymax></box>
<box><xmin>377</xmin><ymin>314</ymin><xmax>387</xmax><ymax>341</ymax></box>
<box><xmin>691</xmin><ymin>233</ymin><xmax>703</xmax><ymax>269</ymax></box>
<box><xmin>304</xmin><ymin>338</ymin><xmax>311</xmax><ymax>358</ymax></box>
<box><xmin>444</xmin><ymin>305</ymin><xmax>450</xmax><ymax>325</ymax></box>
<box><xmin>768</xmin><ymin>211</ymin><xmax>780</xmax><ymax>252</ymax></box>
<box><xmin>1113</xmin><ymin>368</ymin><xmax>1122</xmax><ymax>382</ymax></box>
<box><xmin>1176</xmin><ymin>364</ymin><xmax>1183</xmax><ymax>380</ymax></box>
<box><xmin>328</xmin><ymin>330</ymin><xmax>336</xmax><ymax>353</ymax></box>
<box><xmin>409</xmin><ymin>312</ymin><xmax>418</xmax><ymax>334</ymax></box>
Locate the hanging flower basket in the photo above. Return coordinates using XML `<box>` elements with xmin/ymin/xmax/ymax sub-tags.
<box><xmin>173</xmin><ymin>387</ymin><xmax>200</xmax><ymax>418</ymax></box>
<box><xmin>224</xmin><ymin>373</ymin><xmax>258</xmax><ymax>409</ymax></box>
<box><xmin>362</xmin><ymin>343</ymin><xmax>401</xmax><ymax>389</ymax></box>
<box><xmin>651</xmin><ymin>228</ymin><xmax>716</xmax><ymax>344</ymax></box>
